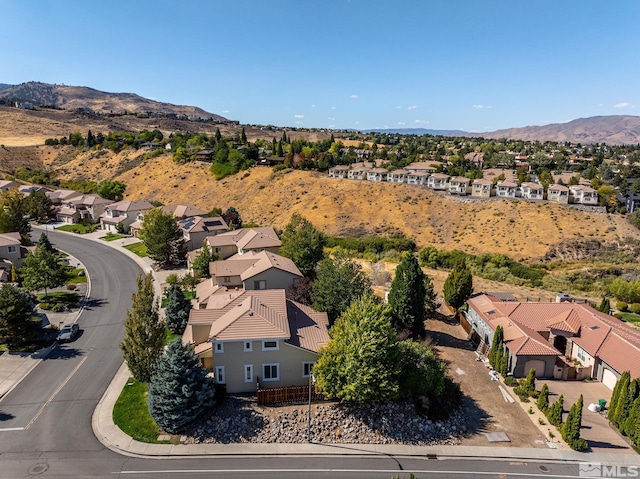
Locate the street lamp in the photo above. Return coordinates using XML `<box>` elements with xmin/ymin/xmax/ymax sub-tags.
<box><xmin>307</xmin><ymin>373</ymin><xmax>315</xmax><ymax>443</ymax></box>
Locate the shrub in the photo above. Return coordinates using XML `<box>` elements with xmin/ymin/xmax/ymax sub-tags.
<box><xmin>617</xmin><ymin>301</ymin><xmax>629</xmax><ymax>312</ymax></box>
<box><xmin>51</xmin><ymin>303</ymin><xmax>66</xmax><ymax>312</ymax></box>
<box><xmin>66</xmin><ymin>283</ymin><xmax>77</xmax><ymax>290</ymax></box>
<box><xmin>38</xmin><ymin>302</ymin><xmax>51</xmax><ymax>310</ymax></box>
<box><xmin>614</xmin><ymin>313</ymin><xmax>624</xmax><ymax>320</ymax></box>
<box><xmin>504</xmin><ymin>376</ymin><xmax>518</xmax><ymax>387</ymax></box>
<box><xmin>629</xmin><ymin>303</ymin><xmax>640</xmax><ymax>314</ymax></box>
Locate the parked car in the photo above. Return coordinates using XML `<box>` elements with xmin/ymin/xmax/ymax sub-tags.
<box><xmin>57</xmin><ymin>323</ymin><xmax>79</xmax><ymax>342</ymax></box>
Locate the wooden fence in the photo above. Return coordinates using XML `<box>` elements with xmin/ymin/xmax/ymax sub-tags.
<box><xmin>257</xmin><ymin>384</ymin><xmax>324</xmax><ymax>406</ymax></box>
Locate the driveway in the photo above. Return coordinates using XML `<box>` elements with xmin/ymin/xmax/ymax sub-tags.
<box><xmin>538</xmin><ymin>379</ymin><xmax>633</xmax><ymax>453</ymax></box>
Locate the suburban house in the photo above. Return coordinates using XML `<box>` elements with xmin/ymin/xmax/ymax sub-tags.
<box><xmin>623</xmin><ymin>192</ymin><xmax>640</xmax><ymax>213</ymax></box>
<box><xmin>202</xmin><ymin>250</ymin><xmax>302</xmax><ymax>295</ymax></box>
<box><xmin>520</xmin><ymin>182</ymin><xmax>545</xmax><ymax>201</ymax></box>
<box><xmin>0</xmin><ymin>232</ymin><xmax>26</xmax><ymax>280</ymax></box>
<box><xmin>0</xmin><ymin>180</ymin><xmax>20</xmax><ymax>192</ymax></box>
<box><xmin>46</xmin><ymin>189</ymin><xmax>82</xmax><ymax>205</ymax></box>
<box><xmin>347</xmin><ymin>166</ymin><xmax>369</xmax><ymax>180</ymax></box>
<box><xmin>367</xmin><ymin>168</ymin><xmax>388</xmax><ymax>182</ymax></box>
<box><xmin>182</xmin><ymin>288</ymin><xmax>329</xmax><ymax>393</ymax></box>
<box><xmin>162</xmin><ymin>204</ymin><xmax>208</xmax><ymax>219</ymax></box>
<box><xmin>99</xmin><ymin>200</ymin><xmax>154</xmax><ymax>233</ymax></box>
<box><xmin>55</xmin><ymin>194</ymin><xmax>113</xmax><ymax>224</ymax></box>
<box><xmin>471</xmin><ymin>179</ymin><xmax>493</xmax><ymax>198</ymax></box>
<box><xmin>203</xmin><ymin>227</ymin><xmax>281</xmax><ymax>260</ymax></box>
<box><xmin>427</xmin><ymin>173</ymin><xmax>449</xmax><ymax>190</ymax></box>
<box><xmin>388</xmin><ymin>169</ymin><xmax>409</xmax><ymax>184</ymax></box>
<box><xmin>406</xmin><ymin>171</ymin><xmax>429</xmax><ymax>186</ymax></box>
<box><xmin>464</xmin><ymin>152</ymin><xmax>484</xmax><ymax>169</ymax></box>
<box><xmin>464</xmin><ymin>293</ymin><xmax>640</xmax><ymax>388</ymax></box>
<box><xmin>405</xmin><ymin>161</ymin><xmax>442</xmax><ymax>174</ymax></box>
<box><xmin>328</xmin><ymin>165</ymin><xmax>349</xmax><ymax>178</ymax></box>
<box><xmin>448</xmin><ymin>176</ymin><xmax>471</xmax><ymax>195</ymax></box>
<box><xmin>195</xmin><ymin>150</ymin><xmax>214</xmax><ymax>162</ymax></box>
<box><xmin>178</xmin><ymin>216</ymin><xmax>228</xmax><ymax>251</ymax></box>
<box><xmin>570</xmin><ymin>185</ymin><xmax>599</xmax><ymax>205</ymax></box>
<box><xmin>495</xmin><ymin>180</ymin><xmax>518</xmax><ymax>199</ymax></box>
<box><xmin>547</xmin><ymin>184</ymin><xmax>570</xmax><ymax>204</ymax></box>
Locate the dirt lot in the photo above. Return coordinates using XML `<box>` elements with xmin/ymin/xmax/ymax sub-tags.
<box><xmin>425</xmin><ymin>313</ymin><xmax>548</xmax><ymax>448</ymax></box>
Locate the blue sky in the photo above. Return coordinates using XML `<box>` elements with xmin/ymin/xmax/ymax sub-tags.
<box><xmin>1</xmin><ymin>0</ymin><xmax>638</xmax><ymax>131</ymax></box>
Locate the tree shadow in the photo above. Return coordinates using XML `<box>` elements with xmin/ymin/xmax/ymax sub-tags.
<box><xmin>458</xmin><ymin>395</ymin><xmax>493</xmax><ymax>437</ymax></box>
<box><xmin>82</xmin><ymin>297</ymin><xmax>108</xmax><ymax>310</ymax></box>
<box><xmin>426</xmin><ymin>329</ymin><xmax>475</xmax><ymax>352</ymax></box>
<box><xmin>587</xmin><ymin>440</ymin><xmax>630</xmax><ymax>450</ymax></box>
<box><xmin>0</xmin><ymin>411</ymin><xmax>15</xmax><ymax>422</ymax></box>
<box><xmin>45</xmin><ymin>345</ymin><xmax>84</xmax><ymax>360</ymax></box>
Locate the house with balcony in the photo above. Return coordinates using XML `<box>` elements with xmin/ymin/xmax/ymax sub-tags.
<box><xmin>387</xmin><ymin>169</ymin><xmax>409</xmax><ymax>184</ymax></box>
<box><xmin>366</xmin><ymin>168</ymin><xmax>388</xmax><ymax>182</ymax></box>
<box><xmin>99</xmin><ymin>200</ymin><xmax>154</xmax><ymax>233</ymax></box>
<box><xmin>547</xmin><ymin>184</ymin><xmax>570</xmax><ymax>204</ymax></box>
<box><xmin>495</xmin><ymin>180</ymin><xmax>518</xmax><ymax>199</ymax></box>
<box><xmin>55</xmin><ymin>194</ymin><xmax>113</xmax><ymax>224</ymax></box>
<box><xmin>347</xmin><ymin>165</ymin><xmax>369</xmax><ymax>180</ymax></box>
<box><xmin>427</xmin><ymin>173</ymin><xmax>449</xmax><ymax>190</ymax></box>
<box><xmin>448</xmin><ymin>176</ymin><xmax>471</xmax><ymax>195</ymax></box>
<box><xmin>182</xmin><ymin>288</ymin><xmax>329</xmax><ymax>393</ymax></box>
<box><xmin>520</xmin><ymin>182</ymin><xmax>545</xmax><ymax>201</ymax></box>
<box><xmin>328</xmin><ymin>165</ymin><xmax>349</xmax><ymax>178</ymax></box>
<box><xmin>406</xmin><ymin>171</ymin><xmax>429</xmax><ymax>186</ymax></box>
<box><xmin>471</xmin><ymin>179</ymin><xmax>493</xmax><ymax>198</ymax></box>
<box><xmin>405</xmin><ymin>161</ymin><xmax>442</xmax><ymax>174</ymax></box>
<box><xmin>202</xmin><ymin>227</ymin><xmax>281</xmax><ymax>260</ymax></box>
<box><xmin>570</xmin><ymin>185</ymin><xmax>598</xmax><ymax>205</ymax></box>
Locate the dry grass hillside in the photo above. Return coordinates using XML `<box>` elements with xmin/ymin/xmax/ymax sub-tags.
<box><xmin>39</xmin><ymin>148</ymin><xmax>640</xmax><ymax>261</ymax></box>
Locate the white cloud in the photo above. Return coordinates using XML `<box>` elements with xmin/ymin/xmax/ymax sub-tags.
<box><xmin>473</xmin><ymin>104</ymin><xmax>493</xmax><ymax>109</ymax></box>
<box><xmin>614</xmin><ymin>102</ymin><xmax>633</xmax><ymax>108</ymax></box>
<box><xmin>398</xmin><ymin>121</ymin><xmax>406</xmax><ymax>125</ymax></box>
<box><xmin>350</xmin><ymin>94</ymin><xmax>359</xmax><ymax>99</ymax></box>
<box><xmin>222</xmin><ymin>109</ymin><xmax>230</xmax><ymax>113</ymax></box>
<box><xmin>407</xmin><ymin>105</ymin><xmax>417</xmax><ymax>110</ymax></box>
<box><xmin>414</xmin><ymin>119</ymin><xmax>430</xmax><ymax>124</ymax></box>
<box><xmin>294</xmin><ymin>114</ymin><xmax>304</xmax><ymax>119</ymax></box>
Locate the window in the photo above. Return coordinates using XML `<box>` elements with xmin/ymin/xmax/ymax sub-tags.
<box><xmin>254</xmin><ymin>280</ymin><xmax>266</xmax><ymax>290</ymax></box>
<box><xmin>577</xmin><ymin>347</ymin><xmax>586</xmax><ymax>362</ymax></box>
<box><xmin>262</xmin><ymin>340</ymin><xmax>279</xmax><ymax>351</ymax></box>
<box><xmin>262</xmin><ymin>363</ymin><xmax>279</xmax><ymax>381</ymax></box>
<box><xmin>7</xmin><ymin>245</ymin><xmax>16</xmax><ymax>253</ymax></box>
<box><xmin>215</xmin><ymin>366</ymin><xmax>225</xmax><ymax>384</ymax></box>
<box><xmin>244</xmin><ymin>364</ymin><xmax>254</xmax><ymax>383</ymax></box>
<box><xmin>223</xmin><ymin>276</ymin><xmax>231</xmax><ymax>283</ymax></box>
<box><xmin>302</xmin><ymin>362</ymin><xmax>315</xmax><ymax>378</ymax></box>
<box><xmin>244</xmin><ymin>341</ymin><xmax>252</xmax><ymax>352</ymax></box>
<box><xmin>215</xmin><ymin>342</ymin><xmax>224</xmax><ymax>353</ymax></box>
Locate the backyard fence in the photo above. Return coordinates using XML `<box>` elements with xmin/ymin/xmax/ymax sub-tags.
<box><xmin>256</xmin><ymin>384</ymin><xmax>324</xmax><ymax>406</ymax></box>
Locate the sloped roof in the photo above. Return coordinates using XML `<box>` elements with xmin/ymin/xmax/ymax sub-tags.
<box><xmin>104</xmin><ymin>200</ymin><xmax>154</xmax><ymax>213</ymax></box>
<box><xmin>162</xmin><ymin>204</ymin><xmax>207</xmax><ymax>219</ymax></box>
<box><xmin>547</xmin><ymin>310</ymin><xmax>582</xmax><ymax>334</ymax></box>
<box><xmin>179</xmin><ymin>216</ymin><xmax>227</xmax><ymax>234</ymax></box>
<box><xmin>598</xmin><ymin>333</ymin><xmax>640</xmax><ymax>379</ymax></box>
<box><xmin>67</xmin><ymin>194</ymin><xmax>112</xmax><ymax>207</ymax></box>
<box><xmin>209</xmin><ymin>251</ymin><xmax>302</xmax><ymax>282</ymax></box>
<box><xmin>0</xmin><ymin>232</ymin><xmax>21</xmax><ymax>247</ymax></box>
<box><xmin>205</xmin><ymin>227</ymin><xmax>281</xmax><ymax>250</ymax></box>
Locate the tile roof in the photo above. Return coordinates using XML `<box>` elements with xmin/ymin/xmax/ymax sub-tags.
<box><xmin>162</xmin><ymin>204</ymin><xmax>208</xmax><ymax>219</ymax></box>
<box><xmin>105</xmin><ymin>200</ymin><xmax>154</xmax><ymax>213</ymax></box>
<box><xmin>0</xmin><ymin>232</ymin><xmax>21</xmax><ymax>247</ymax></box>
<box><xmin>205</xmin><ymin>227</ymin><xmax>281</xmax><ymax>250</ymax></box>
<box><xmin>179</xmin><ymin>216</ymin><xmax>227</xmax><ymax>234</ymax></box>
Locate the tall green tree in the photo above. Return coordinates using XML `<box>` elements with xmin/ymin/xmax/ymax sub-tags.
<box><xmin>37</xmin><ymin>232</ymin><xmax>55</xmax><ymax>252</ymax></box>
<box><xmin>191</xmin><ymin>242</ymin><xmax>218</xmax><ymax>278</ymax></box>
<box><xmin>547</xmin><ymin>395</ymin><xmax>564</xmax><ymax>427</ymax></box>
<box><xmin>20</xmin><ymin>244</ymin><xmax>68</xmax><ymax>296</ymax></box>
<box><xmin>0</xmin><ymin>189</ymin><xmax>30</xmax><ymax>244</ymax></box>
<box><xmin>280</xmin><ymin>213</ymin><xmax>326</xmax><ymax>278</ymax></box>
<box><xmin>23</xmin><ymin>190</ymin><xmax>55</xmax><ymax>222</ymax></box>
<box><xmin>310</xmin><ymin>253</ymin><xmax>371</xmax><ymax>324</ymax></box>
<box><xmin>0</xmin><ymin>283</ymin><xmax>36</xmax><ymax>348</ymax></box>
<box><xmin>387</xmin><ymin>252</ymin><xmax>434</xmax><ymax>338</ymax></box>
<box><xmin>313</xmin><ymin>294</ymin><xmax>401</xmax><ymax>404</ymax></box>
<box><xmin>120</xmin><ymin>273</ymin><xmax>165</xmax><ymax>383</ymax></box>
<box><xmin>609</xmin><ymin>371</ymin><xmax>631</xmax><ymax>428</ymax></box>
<box><xmin>537</xmin><ymin>383</ymin><xmax>549</xmax><ymax>412</ymax></box>
<box><xmin>443</xmin><ymin>260</ymin><xmax>473</xmax><ymax>310</ymax></box>
<box><xmin>164</xmin><ymin>284</ymin><xmax>192</xmax><ymax>335</ymax></box>
<box><xmin>147</xmin><ymin>339</ymin><xmax>215</xmax><ymax>434</ymax></box>
<box><xmin>561</xmin><ymin>395</ymin><xmax>588</xmax><ymax>451</ymax></box>
<box><xmin>95</xmin><ymin>180</ymin><xmax>126</xmax><ymax>201</ymax></box>
<box><xmin>488</xmin><ymin>325</ymin><xmax>504</xmax><ymax>370</ymax></box>
<box><xmin>140</xmin><ymin>208</ymin><xmax>186</xmax><ymax>268</ymax></box>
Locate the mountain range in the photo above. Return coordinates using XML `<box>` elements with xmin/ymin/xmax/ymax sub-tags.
<box><xmin>2</xmin><ymin>81</ymin><xmax>640</xmax><ymax>144</ymax></box>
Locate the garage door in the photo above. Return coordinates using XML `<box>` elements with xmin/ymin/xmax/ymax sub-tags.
<box><xmin>524</xmin><ymin>360</ymin><xmax>546</xmax><ymax>378</ymax></box>
<box><xmin>602</xmin><ymin>368</ymin><xmax>618</xmax><ymax>390</ymax></box>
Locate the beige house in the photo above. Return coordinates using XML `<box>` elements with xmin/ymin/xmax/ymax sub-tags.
<box><xmin>387</xmin><ymin>169</ymin><xmax>409</xmax><ymax>183</ymax></box>
<box><xmin>162</xmin><ymin>204</ymin><xmax>208</xmax><ymax>219</ymax></box>
<box><xmin>405</xmin><ymin>161</ymin><xmax>442</xmax><ymax>174</ymax></box>
<box><xmin>203</xmin><ymin>227</ymin><xmax>281</xmax><ymax>260</ymax></box>
<box><xmin>328</xmin><ymin>165</ymin><xmax>349</xmax><ymax>178</ymax></box>
<box><xmin>570</xmin><ymin>185</ymin><xmax>599</xmax><ymax>205</ymax></box>
<box><xmin>0</xmin><ymin>180</ymin><xmax>20</xmax><ymax>192</ymax></box>
<box><xmin>448</xmin><ymin>176</ymin><xmax>471</xmax><ymax>195</ymax></box>
<box><xmin>204</xmin><ymin>250</ymin><xmax>302</xmax><ymax>294</ymax></box>
<box><xmin>520</xmin><ymin>182</ymin><xmax>544</xmax><ymax>201</ymax></box>
<box><xmin>471</xmin><ymin>179</ymin><xmax>493</xmax><ymax>198</ymax></box>
<box><xmin>46</xmin><ymin>189</ymin><xmax>82</xmax><ymax>205</ymax></box>
<box><xmin>495</xmin><ymin>180</ymin><xmax>518</xmax><ymax>199</ymax></box>
<box><xmin>366</xmin><ymin>168</ymin><xmax>388</xmax><ymax>182</ymax></box>
<box><xmin>406</xmin><ymin>171</ymin><xmax>429</xmax><ymax>186</ymax></box>
<box><xmin>178</xmin><ymin>216</ymin><xmax>228</xmax><ymax>251</ymax></box>
<box><xmin>99</xmin><ymin>200</ymin><xmax>154</xmax><ymax>233</ymax></box>
<box><xmin>183</xmin><ymin>289</ymin><xmax>329</xmax><ymax>393</ymax></box>
<box><xmin>427</xmin><ymin>173</ymin><xmax>449</xmax><ymax>190</ymax></box>
<box><xmin>0</xmin><ymin>232</ymin><xmax>26</xmax><ymax>280</ymax></box>
<box><xmin>55</xmin><ymin>194</ymin><xmax>113</xmax><ymax>224</ymax></box>
<box><xmin>547</xmin><ymin>184</ymin><xmax>570</xmax><ymax>204</ymax></box>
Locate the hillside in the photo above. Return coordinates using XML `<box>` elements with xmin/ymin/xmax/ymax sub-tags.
<box><xmin>37</xmin><ymin>148</ymin><xmax>640</xmax><ymax>261</ymax></box>
<box><xmin>0</xmin><ymin>82</ymin><xmax>227</xmax><ymax>121</ymax></box>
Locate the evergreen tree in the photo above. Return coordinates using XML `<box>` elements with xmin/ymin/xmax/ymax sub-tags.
<box><xmin>561</xmin><ymin>395</ymin><xmax>588</xmax><ymax>451</ymax></box>
<box><xmin>140</xmin><ymin>208</ymin><xmax>186</xmax><ymax>268</ymax></box>
<box><xmin>311</xmin><ymin>253</ymin><xmax>372</xmax><ymax>324</ymax></box>
<box><xmin>442</xmin><ymin>260</ymin><xmax>473</xmax><ymax>310</ymax></box>
<box><xmin>20</xmin><ymin>244</ymin><xmax>68</xmax><ymax>296</ymax></box>
<box><xmin>622</xmin><ymin>380</ymin><xmax>640</xmax><ymax>437</ymax></box>
<box><xmin>221</xmin><ymin>207</ymin><xmax>243</xmax><ymax>230</ymax></box>
<box><xmin>610</xmin><ymin>372</ymin><xmax>631</xmax><ymax>428</ymax></box>
<box><xmin>215</xmin><ymin>128</ymin><xmax>222</xmax><ymax>142</ymax></box>
<box><xmin>280</xmin><ymin>213</ymin><xmax>326</xmax><ymax>278</ymax></box>
<box><xmin>164</xmin><ymin>284</ymin><xmax>192</xmax><ymax>335</ymax></box>
<box><xmin>547</xmin><ymin>395</ymin><xmax>564</xmax><ymax>427</ymax></box>
<box><xmin>191</xmin><ymin>242</ymin><xmax>218</xmax><ymax>278</ymax></box>
<box><xmin>241</xmin><ymin>127</ymin><xmax>247</xmax><ymax>143</ymax></box>
<box><xmin>488</xmin><ymin>326</ymin><xmax>504</xmax><ymax>369</ymax></box>
<box><xmin>147</xmin><ymin>339</ymin><xmax>215</xmax><ymax>434</ymax></box>
<box><xmin>24</xmin><ymin>190</ymin><xmax>55</xmax><ymax>222</ymax></box>
<box><xmin>597</xmin><ymin>297</ymin><xmax>611</xmax><ymax>314</ymax></box>
<box><xmin>86</xmin><ymin>129</ymin><xmax>96</xmax><ymax>147</ymax></box>
<box><xmin>387</xmin><ymin>252</ymin><xmax>434</xmax><ymax>338</ymax></box>
<box><xmin>522</xmin><ymin>368</ymin><xmax>536</xmax><ymax>395</ymax></box>
<box><xmin>0</xmin><ymin>283</ymin><xmax>36</xmax><ymax>348</ymax></box>
<box><xmin>120</xmin><ymin>273</ymin><xmax>165</xmax><ymax>383</ymax></box>
<box><xmin>537</xmin><ymin>383</ymin><xmax>549</xmax><ymax>412</ymax></box>
<box><xmin>37</xmin><ymin>232</ymin><xmax>55</xmax><ymax>252</ymax></box>
<box><xmin>271</xmin><ymin>137</ymin><xmax>277</xmax><ymax>153</ymax></box>
<box><xmin>608</xmin><ymin>371</ymin><xmax>629</xmax><ymax>425</ymax></box>
<box><xmin>276</xmin><ymin>140</ymin><xmax>284</xmax><ymax>157</ymax></box>
<box><xmin>624</xmin><ymin>396</ymin><xmax>640</xmax><ymax>447</ymax></box>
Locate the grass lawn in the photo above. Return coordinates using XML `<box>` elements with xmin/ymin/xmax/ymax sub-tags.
<box><xmin>124</xmin><ymin>241</ymin><xmax>148</xmax><ymax>257</ymax></box>
<box><xmin>112</xmin><ymin>377</ymin><xmax>169</xmax><ymax>444</ymax></box>
<box><xmin>161</xmin><ymin>290</ymin><xmax>196</xmax><ymax>308</ymax></box>
<box><xmin>100</xmin><ymin>233</ymin><xmax>125</xmax><ymax>242</ymax></box>
<box><xmin>56</xmin><ymin>224</ymin><xmax>97</xmax><ymax>234</ymax></box>
<box><xmin>619</xmin><ymin>312</ymin><xmax>640</xmax><ymax>327</ymax></box>
<box><xmin>67</xmin><ymin>267</ymin><xmax>87</xmax><ymax>284</ymax></box>
<box><xmin>37</xmin><ymin>291</ymin><xmax>80</xmax><ymax>307</ymax></box>
<box><xmin>165</xmin><ymin>329</ymin><xmax>182</xmax><ymax>345</ymax></box>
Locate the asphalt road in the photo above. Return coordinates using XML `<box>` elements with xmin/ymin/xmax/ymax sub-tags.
<box><xmin>0</xmin><ymin>232</ymin><xmax>600</xmax><ymax>478</ymax></box>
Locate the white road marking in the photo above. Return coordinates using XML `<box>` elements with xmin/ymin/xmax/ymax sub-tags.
<box><xmin>0</xmin><ymin>427</ymin><xmax>24</xmax><ymax>432</ymax></box>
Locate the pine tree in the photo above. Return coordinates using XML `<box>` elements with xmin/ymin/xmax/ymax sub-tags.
<box><xmin>608</xmin><ymin>371</ymin><xmax>629</xmax><ymax>425</ymax></box>
<box><xmin>387</xmin><ymin>252</ymin><xmax>433</xmax><ymax>338</ymax></box>
<box><xmin>140</xmin><ymin>208</ymin><xmax>186</xmax><ymax>268</ymax></box>
<box><xmin>37</xmin><ymin>232</ymin><xmax>55</xmax><ymax>252</ymax></box>
<box><xmin>561</xmin><ymin>395</ymin><xmax>588</xmax><ymax>451</ymax></box>
<box><xmin>241</xmin><ymin>128</ymin><xmax>247</xmax><ymax>143</ymax></box>
<box><xmin>276</xmin><ymin>140</ymin><xmax>284</xmax><ymax>157</ymax></box>
<box><xmin>191</xmin><ymin>242</ymin><xmax>218</xmax><ymax>278</ymax></box>
<box><xmin>215</xmin><ymin>128</ymin><xmax>222</xmax><ymax>142</ymax></box>
<box><xmin>442</xmin><ymin>260</ymin><xmax>473</xmax><ymax>310</ymax></box>
<box><xmin>147</xmin><ymin>339</ymin><xmax>215</xmax><ymax>434</ymax></box>
<box><xmin>0</xmin><ymin>284</ymin><xmax>36</xmax><ymax>348</ymax></box>
<box><xmin>611</xmin><ymin>372</ymin><xmax>631</xmax><ymax>428</ymax></box>
<box><xmin>164</xmin><ymin>284</ymin><xmax>192</xmax><ymax>335</ymax></box>
<box><xmin>488</xmin><ymin>326</ymin><xmax>504</xmax><ymax>369</ymax></box>
<box><xmin>624</xmin><ymin>396</ymin><xmax>640</xmax><ymax>446</ymax></box>
<box><xmin>597</xmin><ymin>297</ymin><xmax>610</xmax><ymax>314</ymax></box>
<box><xmin>120</xmin><ymin>273</ymin><xmax>165</xmax><ymax>383</ymax></box>
<box><xmin>547</xmin><ymin>395</ymin><xmax>564</xmax><ymax>427</ymax></box>
<box><xmin>522</xmin><ymin>368</ymin><xmax>536</xmax><ymax>395</ymax></box>
<box><xmin>537</xmin><ymin>383</ymin><xmax>549</xmax><ymax>412</ymax></box>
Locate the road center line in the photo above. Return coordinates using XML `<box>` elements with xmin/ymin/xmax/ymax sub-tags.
<box><xmin>24</xmin><ymin>356</ymin><xmax>88</xmax><ymax>430</ymax></box>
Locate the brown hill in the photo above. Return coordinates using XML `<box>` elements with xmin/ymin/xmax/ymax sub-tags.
<box><xmin>35</xmin><ymin>148</ymin><xmax>640</xmax><ymax>261</ymax></box>
<box><xmin>0</xmin><ymin>82</ymin><xmax>227</xmax><ymax>121</ymax></box>
<box><xmin>481</xmin><ymin>115</ymin><xmax>640</xmax><ymax>145</ymax></box>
